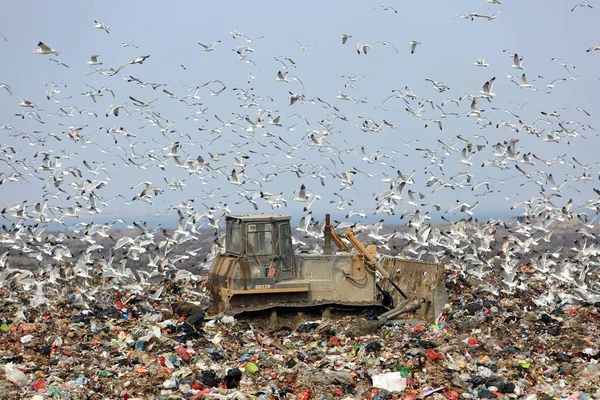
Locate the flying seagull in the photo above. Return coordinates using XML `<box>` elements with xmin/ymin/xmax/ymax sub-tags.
<box><xmin>0</xmin><ymin>84</ymin><xmax>12</xmax><ymax>95</ymax></box>
<box><xmin>49</xmin><ymin>58</ymin><xmax>69</xmax><ymax>68</ymax></box>
<box><xmin>586</xmin><ymin>43</ymin><xmax>600</xmax><ymax>52</ymax></box>
<box><xmin>94</xmin><ymin>20</ymin><xmax>110</xmax><ymax>34</ymax></box>
<box><xmin>571</xmin><ymin>3</ymin><xmax>593</xmax><ymax>12</ymax></box>
<box><xmin>374</xmin><ymin>5</ymin><xmax>398</xmax><ymax>13</ymax></box>
<box><xmin>410</xmin><ymin>40</ymin><xmax>421</xmax><ymax>54</ymax></box>
<box><xmin>374</xmin><ymin>40</ymin><xmax>399</xmax><ymax>53</ymax></box>
<box><xmin>198</xmin><ymin>40</ymin><xmax>222</xmax><ymax>51</ymax></box>
<box><xmin>357</xmin><ymin>43</ymin><xmax>371</xmax><ymax>55</ymax></box>
<box><xmin>511</xmin><ymin>53</ymin><xmax>524</xmax><ymax>69</ymax></box>
<box><xmin>87</xmin><ymin>55</ymin><xmax>102</xmax><ymax>66</ymax></box>
<box><xmin>110</xmin><ymin>55</ymin><xmax>151</xmax><ymax>76</ymax></box>
<box><xmin>33</xmin><ymin>41</ymin><xmax>60</xmax><ymax>55</ymax></box>
<box><xmin>473</xmin><ymin>58</ymin><xmax>489</xmax><ymax>67</ymax></box>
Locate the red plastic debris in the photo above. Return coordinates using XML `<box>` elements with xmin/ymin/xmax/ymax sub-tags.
<box><xmin>426</xmin><ymin>349</ymin><xmax>443</xmax><ymax>361</ymax></box>
<box><xmin>32</xmin><ymin>378</ymin><xmax>46</xmax><ymax>390</ymax></box>
<box><xmin>175</xmin><ymin>346</ymin><xmax>191</xmax><ymax>362</ymax></box>
<box><xmin>443</xmin><ymin>389</ymin><xmax>461</xmax><ymax>400</ymax></box>
<box><xmin>297</xmin><ymin>388</ymin><xmax>312</xmax><ymax>400</ymax></box>
<box><xmin>158</xmin><ymin>355</ymin><xmax>167</xmax><ymax>367</ymax></box>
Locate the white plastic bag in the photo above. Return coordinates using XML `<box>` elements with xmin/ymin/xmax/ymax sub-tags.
<box><xmin>4</xmin><ymin>362</ymin><xmax>28</xmax><ymax>386</ymax></box>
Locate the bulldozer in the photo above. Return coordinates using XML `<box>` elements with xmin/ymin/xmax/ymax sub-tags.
<box><xmin>206</xmin><ymin>213</ymin><xmax>448</xmax><ymax>323</ymax></box>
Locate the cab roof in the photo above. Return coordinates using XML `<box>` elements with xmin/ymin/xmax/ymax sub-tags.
<box><xmin>226</xmin><ymin>214</ymin><xmax>291</xmax><ymax>222</ymax></box>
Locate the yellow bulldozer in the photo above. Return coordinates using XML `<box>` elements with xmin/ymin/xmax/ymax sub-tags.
<box><xmin>206</xmin><ymin>213</ymin><xmax>448</xmax><ymax>323</ymax></box>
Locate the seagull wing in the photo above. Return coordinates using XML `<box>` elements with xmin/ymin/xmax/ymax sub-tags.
<box><xmin>299</xmin><ymin>184</ymin><xmax>306</xmax><ymax>199</ymax></box>
<box><xmin>38</xmin><ymin>41</ymin><xmax>52</xmax><ymax>52</ymax></box>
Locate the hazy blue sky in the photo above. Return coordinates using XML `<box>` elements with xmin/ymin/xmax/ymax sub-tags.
<box><xmin>0</xmin><ymin>0</ymin><xmax>599</xmax><ymax>225</ymax></box>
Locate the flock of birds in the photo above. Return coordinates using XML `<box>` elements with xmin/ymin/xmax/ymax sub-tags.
<box><xmin>1</xmin><ymin>2</ymin><xmax>600</xmax><ymax>311</ymax></box>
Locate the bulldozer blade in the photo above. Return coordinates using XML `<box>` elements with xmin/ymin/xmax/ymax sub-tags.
<box><xmin>380</xmin><ymin>257</ymin><xmax>449</xmax><ymax>322</ymax></box>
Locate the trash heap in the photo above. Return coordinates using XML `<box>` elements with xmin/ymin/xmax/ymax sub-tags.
<box><xmin>1</xmin><ymin>277</ymin><xmax>600</xmax><ymax>400</ymax></box>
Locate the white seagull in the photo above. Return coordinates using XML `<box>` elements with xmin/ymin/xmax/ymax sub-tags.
<box><xmin>356</xmin><ymin>43</ymin><xmax>371</xmax><ymax>54</ymax></box>
<box><xmin>94</xmin><ymin>20</ymin><xmax>110</xmax><ymax>34</ymax></box>
<box><xmin>572</xmin><ymin>3</ymin><xmax>593</xmax><ymax>12</ymax></box>
<box><xmin>586</xmin><ymin>43</ymin><xmax>600</xmax><ymax>52</ymax></box>
<box><xmin>473</xmin><ymin>58</ymin><xmax>489</xmax><ymax>67</ymax></box>
<box><xmin>87</xmin><ymin>55</ymin><xmax>102</xmax><ymax>65</ymax></box>
<box><xmin>480</xmin><ymin>76</ymin><xmax>496</xmax><ymax>98</ymax></box>
<box><xmin>198</xmin><ymin>40</ymin><xmax>222</xmax><ymax>51</ymax></box>
<box><xmin>33</xmin><ymin>41</ymin><xmax>60</xmax><ymax>55</ymax></box>
<box><xmin>0</xmin><ymin>84</ymin><xmax>12</xmax><ymax>95</ymax></box>
<box><xmin>511</xmin><ymin>53</ymin><xmax>524</xmax><ymax>69</ymax></box>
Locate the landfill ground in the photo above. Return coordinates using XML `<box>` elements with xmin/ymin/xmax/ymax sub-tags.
<box><xmin>1</xmin><ymin>268</ymin><xmax>600</xmax><ymax>400</ymax></box>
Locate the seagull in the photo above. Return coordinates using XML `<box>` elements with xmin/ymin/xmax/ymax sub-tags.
<box><xmin>511</xmin><ymin>53</ymin><xmax>524</xmax><ymax>69</ymax></box>
<box><xmin>537</xmin><ymin>75</ymin><xmax>567</xmax><ymax>89</ymax></box>
<box><xmin>340</xmin><ymin>34</ymin><xmax>352</xmax><ymax>44</ymax></box>
<box><xmin>105</xmin><ymin>105</ymin><xmax>128</xmax><ymax>117</ymax></box>
<box><xmin>294</xmin><ymin>184</ymin><xmax>309</xmax><ymax>202</ymax></box>
<box><xmin>94</xmin><ymin>20</ymin><xmax>110</xmax><ymax>34</ymax></box>
<box><xmin>374</xmin><ymin>5</ymin><xmax>398</xmax><ymax>13</ymax></box>
<box><xmin>572</xmin><ymin>3</ymin><xmax>593</xmax><ymax>11</ymax></box>
<box><xmin>111</xmin><ymin>55</ymin><xmax>151</xmax><ymax>76</ymax></box>
<box><xmin>410</xmin><ymin>40</ymin><xmax>421</xmax><ymax>54</ymax></box>
<box><xmin>163</xmin><ymin>89</ymin><xmax>178</xmax><ymax>98</ymax></box>
<box><xmin>586</xmin><ymin>43</ymin><xmax>600</xmax><ymax>52</ymax></box>
<box><xmin>425</xmin><ymin>119</ymin><xmax>443</xmax><ymax>130</ymax></box>
<box><xmin>198</xmin><ymin>40</ymin><xmax>222</xmax><ymax>51</ymax></box>
<box><xmin>563</xmin><ymin>105</ymin><xmax>591</xmax><ymax>116</ymax></box>
<box><xmin>480</xmin><ymin>76</ymin><xmax>496</xmax><ymax>98</ymax></box>
<box><xmin>356</xmin><ymin>43</ymin><xmax>371</xmax><ymax>55</ymax></box>
<box><xmin>473</xmin><ymin>58</ymin><xmax>489</xmax><ymax>67</ymax></box>
<box><xmin>19</xmin><ymin>98</ymin><xmax>35</xmax><ymax>108</ymax></box>
<box><xmin>0</xmin><ymin>84</ymin><xmax>12</xmax><ymax>95</ymax></box>
<box><xmin>374</xmin><ymin>40</ymin><xmax>399</xmax><ymax>53</ymax></box>
<box><xmin>276</xmin><ymin>71</ymin><xmax>305</xmax><ymax>90</ymax></box>
<box><xmin>121</xmin><ymin>42</ymin><xmax>138</xmax><ymax>48</ymax></box>
<box><xmin>87</xmin><ymin>55</ymin><xmax>102</xmax><ymax>66</ymax></box>
<box><xmin>293</xmin><ymin>39</ymin><xmax>316</xmax><ymax>51</ymax></box>
<box><xmin>459</xmin><ymin>148</ymin><xmax>474</xmax><ymax>166</ymax></box>
<box><xmin>33</xmin><ymin>41</ymin><xmax>60</xmax><ymax>55</ymax></box>
<box><xmin>289</xmin><ymin>92</ymin><xmax>304</xmax><ymax>106</ymax></box>
<box><xmin>513</xmin><ymin>73</ymin><xmax>534</xmax><ymax>89</ymax></box>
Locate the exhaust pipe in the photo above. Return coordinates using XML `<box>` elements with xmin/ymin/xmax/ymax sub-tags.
<box><xmin>323</xmin><ymin>213</ymin><xmax>332</xmax><ymax>255</ymax></box>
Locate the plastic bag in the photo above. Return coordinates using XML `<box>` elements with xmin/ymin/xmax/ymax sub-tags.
<box><xmin>5</xmin><ymin>362</ymin><xmax>28</xmax><ymax>386</ymax></box>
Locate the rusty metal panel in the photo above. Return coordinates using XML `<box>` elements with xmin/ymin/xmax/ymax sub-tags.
<box><xmin>208</xmin><ymin>255</ymin><xmax>241</xmax><ymax>314</ymax></box>
<box><xmin>296</xmin><ymin>253</ymin><xmax>377</xmax><ymax>303</ymax></box>
<box><xmin>333</xmin><ymin>254</ymin><xmax>377</xmax><ymax>303</ymax></box>
<box><xmin>381</xmin><ymin>257</ymin><xmax>448</xmax><ymax>322</ymax></box>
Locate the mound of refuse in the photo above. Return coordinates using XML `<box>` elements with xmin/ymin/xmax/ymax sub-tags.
<box><xmin>1</xmin><ymin>274</ymin><xmax>600</xmax><ymax>400</ymax></box>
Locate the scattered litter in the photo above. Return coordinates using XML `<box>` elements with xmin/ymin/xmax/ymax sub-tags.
<box><xmin>371</xmin><ymin>372</ymin><xmax>407</xmax><ymax>392</ymax></box>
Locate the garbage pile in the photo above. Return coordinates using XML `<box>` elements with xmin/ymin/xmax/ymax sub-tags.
<box><xmin>1</xmin><ymin>276</ymin><xmax>600</xmax><ymax>400</ymax></box>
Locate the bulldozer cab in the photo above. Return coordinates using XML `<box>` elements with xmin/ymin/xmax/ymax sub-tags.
<box><xmin>224</xmin><ymin>214</ymin><xmax>295</xmax><ymax>283</ymax></box>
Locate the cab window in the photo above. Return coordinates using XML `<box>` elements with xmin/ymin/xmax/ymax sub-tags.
<box><xmin>226</xmin><ymin>219</ymin><xmax>242</xmax><ymax>253</ymax></box>
<box><xmin>246</xmin><ymin>222</ymin><xmax>273</xmax><ymax>255</ymax></box>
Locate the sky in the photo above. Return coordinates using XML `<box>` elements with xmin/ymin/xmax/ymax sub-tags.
<box><xmin>0</xmin><ymin>0</ymin><xmax>599</xmax><ymax>227</ymax></box>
